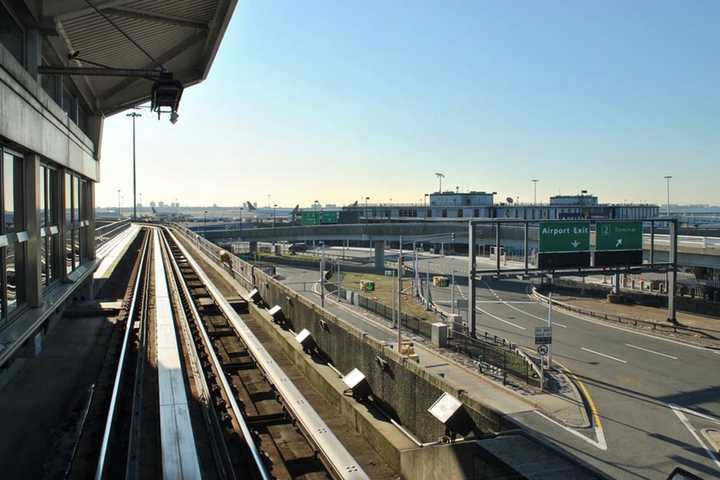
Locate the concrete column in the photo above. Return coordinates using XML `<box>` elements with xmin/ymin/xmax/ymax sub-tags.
<box><xmin>23</xmin><ymin>154</ymin><xmax>42</xmax><ymax>307</ymax></box>
<box><xmin>249</xmin><ymin>241</ymin><xmax>258</xmax><ymax>254</ymax></box>
<box><xmin>25</xmin><ymin>29</ymin><xmax>41</xmax><ymax>81</ymax></box>
<box><xmin>613</xmin><ymin>273</ymin><xmax>621</xmax><ymax>294</ymax></box>
<box><xmin>87</xmin><ymin>182</ymin><xmax>96</xmax><ymax>260</ymax></box>
<box><xmin>374</xmin><ymin>240</ymin><xmax>385</xmax><ymax>272</ymax></box>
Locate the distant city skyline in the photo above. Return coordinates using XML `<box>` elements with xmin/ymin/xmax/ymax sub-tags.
<box><xmin>97</xmin><ymin>1</ymin><xmax>719</xmax><ymax>208</ymax></box>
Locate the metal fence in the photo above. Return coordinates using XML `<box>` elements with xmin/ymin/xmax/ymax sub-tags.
<box><xmin>335</xmin><ymin>285</ymin><xmax>540</xmax><ymax>387</ymax></box>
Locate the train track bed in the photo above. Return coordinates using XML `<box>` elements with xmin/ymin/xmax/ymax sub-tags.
<box><xmin>172</xmin><ymin>230</ymin><xmax>398</xmax><ymax>480</ymax></box>
<box><xmin>163</xmin><ymin>229</ymin><xmax>336</xmax><ymax>479</ymax></box>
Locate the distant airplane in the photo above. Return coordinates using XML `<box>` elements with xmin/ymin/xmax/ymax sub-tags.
<box><xmin>246</xmin><ymin>201</ymin><xmax>256</xmax><ymax>211</ymax></box>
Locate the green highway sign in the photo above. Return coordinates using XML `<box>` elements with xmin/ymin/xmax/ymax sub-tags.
<box><xmin>301</xmin><ymin>211</ymin><xmax>339</xmax><ymax>225</ymax></box>
<box><xmin>301</xmin><ymin>211</ymin><xmax>319</xmax><ymax>225</ymax></box>
<box><xmin>596</xmin><ymin>221</ymin><xmax>642</xmax><ymax>251</ymax></box>
<box><xmin>539</xmin><ymin>222</ymin><xmax>590</xmax><ymax>253</ymax></box>
<box><xmin>319</xmin><ymin>211</ymin><xmax>339</xmax><ymax>224</ymax></box>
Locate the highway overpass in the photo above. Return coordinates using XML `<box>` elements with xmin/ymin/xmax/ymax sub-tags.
<box><xmin>196</xmin><ymin>222</ymin><xmax>720</xmax><ymax>269</ymax></box>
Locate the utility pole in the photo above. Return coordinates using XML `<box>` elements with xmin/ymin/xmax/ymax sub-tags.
<box><xmin>532</xmin><ymin>179</ymin><xmax>539</xmax><ymax>205</ymax></box>
<box><xmin>126</xmin><ymin>112</ymin><xmax>141</xmax><ymax>219</ymax></box>
<box><xmin>664</xmin><ymin>175</ymin><xmax>672</xmax><ymax>217</ymax></box>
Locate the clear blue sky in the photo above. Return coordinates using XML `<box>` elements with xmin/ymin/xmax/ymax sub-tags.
<box><xmin>97</xmin><ymin>0</ymin><xmax>720</xmax><ymax>208</ymax></box>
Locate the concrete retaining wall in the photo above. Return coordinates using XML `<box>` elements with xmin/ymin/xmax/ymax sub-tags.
<box><xmin>188</xmin><ymin>228</ymin><xmax>514</xmax><ymax>442</ymax></box>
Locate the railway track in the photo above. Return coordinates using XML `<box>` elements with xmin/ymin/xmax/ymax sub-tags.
<box><xmin>94</xmin><ymin>227</ymin><xmax>152</xmax><ymax>479</ymax></box>
<box><xmin>84</xmin><ymin>225</ymin><xmax>367</xmax><ymax>479</ymax></box>
<box><xmin>159</xmin><ymin>227</ymin><xmax>369</xmax><ymax>480</ymax></box>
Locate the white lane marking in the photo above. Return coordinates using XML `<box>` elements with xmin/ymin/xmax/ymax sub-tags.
<box><xmin>670</xmin><ymin>404</ymin><xmax>720</xmax><ymax>425</ymax></box>
<box><xmin>669</xmin><ymin>404</ymin><xmax>720</xmax><ymax>470</ymax></box>
<box><xmin>535</xmin><ymin>411</ymin><xmax>607</xmax><ymax>451</ymax></box>
<box><xmin>544</xmin><ymin>301</ymin><xmax>719</xmax><ymax>355</ymax></box>
<box><xmin>484</xmin><ymin>281</ymin><xmax>567</xmax><ymax>328</ymax></box>
<box><xmin>581</xmin><ymin>347</ymin><xmax>628</xmax><ymax>364</ymax></box>
<box><xmin>475</xmin><ymin>306</ymin><xmax>527</xmax><ymax>330</ymax></box>
<box><xmin>625</xmin><ymin>343</ymin><xmax>678</xmax><ymax>360</ymax></box>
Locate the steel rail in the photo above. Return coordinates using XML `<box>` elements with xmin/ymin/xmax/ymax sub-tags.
<box><xmin>159</xmin><ymin>229</ymin><xmax>272</xmax><ymax>480</ymax></box>
<box><xmin>165</xmin><ymin>227</ymin><xmax>369</xmax><ymax>480</ymax></box>
<box><xmin>94</xmin><ymin>229</ymin><xmax>150</xmax><ymax>480</ymax></box>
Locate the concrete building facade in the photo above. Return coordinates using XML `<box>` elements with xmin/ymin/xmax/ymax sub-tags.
<box><xmin>0</xmin><ymin>0</ymin><xmax>235</xmax><ymax>365</ymax></box>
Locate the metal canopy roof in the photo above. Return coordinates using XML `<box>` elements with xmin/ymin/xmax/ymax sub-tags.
<box><xmin>42</xmin><ymin>0</ymin><xmax>237</xmax><ymax>115</ymax></box>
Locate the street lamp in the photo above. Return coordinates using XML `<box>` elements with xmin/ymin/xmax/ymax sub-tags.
<box><xmin>664</xmin><ymin>176</ymin><xmax>672</xmax><ymax>217</ymax></box>
<box><xmin>126</xmin><ymin>112</ymin><xmax>141</xmax><ymax>219</ymax></box>
<box><xmin>365</xmin><ymin>196</ymin><xmax>370</xmax><ymax>224</ymax></box>
<box><xmin>117</xmin><ymin>189</ymin><xmax>121</xmax><ymax>217</ymax></box>
<box><xmin>204</xmin><ymin>209</ymin><xmax>208</xmax><ymax>224</ymax></box>
<box><xmin>532</xmin><ymin>179</ymin><xmax>539</xmax><ymax>205</ymax></box>
<box><xmin>435</xmin><ymin>172</ymin><xmax>445</xmax><ymax>193</ymax></box>
<box><xmin>273</xmin><ymin>203</ymin><xmax>278</xmax><ymax>227</ymax></box>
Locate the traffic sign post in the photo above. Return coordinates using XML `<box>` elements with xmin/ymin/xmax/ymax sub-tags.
<box><xmin>538</xmin><ymin>221</ymin><xmax>591</xmax><ymax>269</ymax></box>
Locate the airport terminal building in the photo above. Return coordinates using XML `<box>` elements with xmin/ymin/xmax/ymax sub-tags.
<box><xmin>348</xmin><ymin>191</ymin><xmax>659</xmax><ymax>222</ymax></box>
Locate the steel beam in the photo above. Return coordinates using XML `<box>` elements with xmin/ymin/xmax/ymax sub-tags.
<box><xmin>104</xmin><ymin>7</ymin><xmax>208</xmax><ymax>29</ymax></box>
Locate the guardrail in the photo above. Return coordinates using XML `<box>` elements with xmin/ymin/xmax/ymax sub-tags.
<box><xmin>643</xmin><ymin>233</ymin><xmax>720</xmax><ymax>248</ymax></box>
<box><xmin>96</xmin><ymin>219</ymin><xmax>131</xmax><ymax>248</ymax></box>
<box><xmin>531</xmin><ymin>287</ymin><xmax>719</xmax><ymax>340</ymax></box>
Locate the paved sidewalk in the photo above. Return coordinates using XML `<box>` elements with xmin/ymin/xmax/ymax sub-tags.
<box><xmin>299</xmin><ymin>272</ymin><xmax>591</xmax><ymax>430</ymax></box>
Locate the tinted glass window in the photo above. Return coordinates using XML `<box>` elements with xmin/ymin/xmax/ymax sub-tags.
<box><xmin>0</xmin><ymin>6</ymin><xmax>24</xmax><ymax>66</ymax></box>
<box><xmin>3</xmin><ymin>153</ymin><xmax>14</xmax><ymax>232</ymax></box>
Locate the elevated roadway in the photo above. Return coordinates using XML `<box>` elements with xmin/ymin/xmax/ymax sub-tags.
<box><xmin>197</xmin><ymin>223</ymin><xmax>720</xmax><ymax>269</ymax></box>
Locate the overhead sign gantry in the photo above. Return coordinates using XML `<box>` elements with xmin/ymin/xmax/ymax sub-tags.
<box><xmin>466</xmin><ymin>218</ymin><xmax>677</xmax><ymax>339</ymax></box>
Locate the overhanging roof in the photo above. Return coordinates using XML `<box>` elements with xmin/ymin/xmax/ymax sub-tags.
<box><xmin>42</xmin><ymin>0</ymin><xmax>237</xmax><ymax>115</ymax></box>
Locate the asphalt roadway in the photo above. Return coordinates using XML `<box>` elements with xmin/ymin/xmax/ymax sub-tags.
<box><xmin>276</xmin><ymin>247</ymin><xmax>720</xmax><ymax>480</ymax></box>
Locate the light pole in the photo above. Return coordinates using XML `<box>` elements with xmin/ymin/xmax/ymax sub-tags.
<box><xmin>435</xmin><ymin>172</ymin><xmax>445</xmax><ymax>193</ymax></box>
<box><xmin>117</xmin><ymin>189</ymin><xmax>121</xmax><ymax>217</ymax></box>
<box><xmin>273</xmin><ymin>204</ymin><xmax>277</xmax><ymax>227</ymax></box>
<box><xmin>364</xmin><ymin>196</ymin><xmax>370</xmax><ymax>224</ymax></box>
<box><xmin>664</xmin><ymin>176</ymin><xmax>672</xmax><ymax>217</ymax></box>
<box><xmin>204</xmin><ymin>210</ymin><xmax>208</xmax><ymax>224</ymax></box>
<box><xmin>532</xmin><ymin>179</ymin><xmax>539</xmax><ymax>205</ymax></box>
<box><xmin>126</xmin><ymin>112</ymin><xmax>141</xmax><ymax>219</ymax></box>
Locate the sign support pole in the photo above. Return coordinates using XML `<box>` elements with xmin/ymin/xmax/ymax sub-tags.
<box><xmin>468</xmin><ymin>221</ymin><xmax>477</xmax><ymax>338</ymax></box>
<box><xmin>523</xmin><ymin>221</ymin><xmax>529</xmax><ymax>275</ymax></box>
<box><xmin>320</xmin><ymin>243</ymin><xmax>325</xmax><ymax>308</ymax></box>
<box><xmin>668</xmin><ymin>220</ymin><xmax>678</xmax><ymax>324</ymax></box>
<box><xmin>495</xmin><ymin>223</ymin><xmax>501</xmax><ymax>277</ymax></box>
<box><xmin>398</xmin><ymin>236</ymin><xmax>403</xmax><ymax>350</ymax></box>
<box><xmin>649</xmin><ymin>220</ymin><xmax>655</xmax><ymax>266</ymax></box>
<box><xmin>547</xmin><ymin>290</ymin><xmax>553</xmax><ymax>369</ymax></box>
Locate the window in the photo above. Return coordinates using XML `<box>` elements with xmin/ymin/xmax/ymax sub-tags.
<box><xmin>63</xmin><ymin>171</ymin><xmax>88</xmax><ymax>275</ymax></box>
<box><xmin>1</xmin><ymin>149</ymin><xmax>25</xmax><ymax>320</ymax></box>
<box><xmin>474</xmin><ymin>208</ymin><xmax>480</xmax><ymax>217</ymax></box>
<box><xmin>0</xmin><ymin>4</ymin><xmax>24</xmax><ymax>66</ymax></box>
<box><xmin>40</xmin><ymin>165</ymin><xmax>60</xmax><ymax>288</ymax></box>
